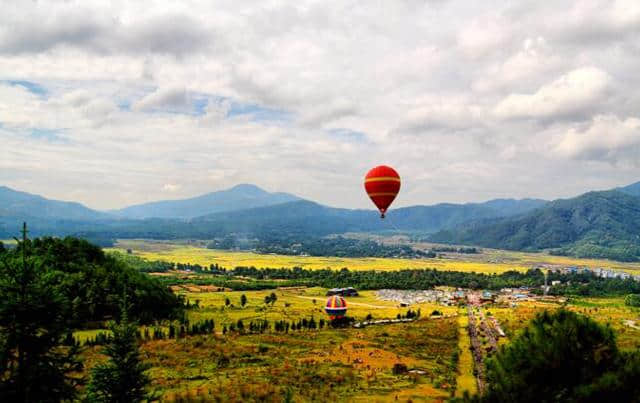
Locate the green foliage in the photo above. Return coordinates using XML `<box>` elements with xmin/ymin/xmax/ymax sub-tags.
<box><xmin>86</xmin><ymin>296</ymin><xmax>151</xmax><ymax>403</ymax></box>
<box><xmin>209</xmin><ymin>235</ymin><xmax>431</xmax><ymax>258</ymax></box>
<box><xmin>3</xmin><ymin>236</ymin><xmax>183</xmax><ymax>324</ymax></box>
<box><xmin>109</xmin><ymin>251</ymin><xmax>174</xmax><ymax>272</ymax></box>
<box><xmin>479</xmin><ymin>309</ymin><xmax>640</xmax><ymax>402</ymax></box>
<box><xmin>0</xmin><ymin>225</ymin><xmax>82</xmax><ymax>402</ymax></box>
<box><xmin>625</xmin><ymin>294</ymin><xmax>640</xmax><ymax>307</ymax></box>
<box><xmin>264</xmin><ymin>292</ymin><xmax>277</xmax><ymax>305</ymax></box>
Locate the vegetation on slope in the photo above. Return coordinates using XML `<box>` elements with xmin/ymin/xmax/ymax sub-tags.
<box><xmin>0</xmin><ymin>236</ymin><xmax>184</xmax><ymax>324</ymax></box>
<box><xmin>476</xmin><ymin>310</ymin><xmax>640</xmax><ymax>402</ymax></box>
<box><xmin>431</xmin><ymin>191</ymin><xmax>640</xmax><ymax>261</ymax></box>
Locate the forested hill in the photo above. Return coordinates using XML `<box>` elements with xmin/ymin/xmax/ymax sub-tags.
<box><xmin>618</xmin><ymin>180</ymin><xmax>640</xmax><ymax>197</ymax></box>
<box><xmin>193</xmin><ymin>198</ymin><xmax>547</xmax><ymax>236</ymax></box>
<box><xmin>110</xmin><ymin>184</ymin><xmax>300</xmax><ymax>219</ymax></box>
<box><xmin>430</xmin><ymin>190</ymin><xmax>640</xmax><ymax>261</ymax></box>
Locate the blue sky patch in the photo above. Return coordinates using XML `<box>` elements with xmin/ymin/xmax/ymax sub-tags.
<box><xmin>327</xmin><ymin>128</ymin><xmax>368</xmax><ymax>143</ymax></box>
<box><xmin>30</xmin><ymin>128</ymin><xmax>67</xmax><ymax>143</ymax></box>
<box><xmin>6</xmin><ymin>80</ymin><xmax>48</xmax><ymax>97</ymax></box>
<box><xmin>227</xmin><ymin>102</ymin><xmax>290</xmax><ymax>123</ymax></box>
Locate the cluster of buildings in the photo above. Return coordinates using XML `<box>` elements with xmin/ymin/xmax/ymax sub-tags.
<box><xmin>375</xmin><ymin>289</ymin><xmax>467</xmax><ymax>306</ymax></box>
<box><xmin>326</xmin><ymin>287</ymin><xmax>359</xmax><ymax>296</ymax></box>
<box><xmin>541</xmin><ymin>265</ymin><xmax>640</xmax><ymax>282</ymax></box>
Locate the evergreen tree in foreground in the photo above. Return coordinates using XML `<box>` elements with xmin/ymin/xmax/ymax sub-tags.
<box><xmin>478</xmin><ymin>309</ymin><xmax>640</xmax><ymax>402</ymax></box>
<box><xmin>87</xmin><ymin>293</ymin><xmax>151</xmax><ymax>403</ymax></box>
<box><xmin>0</xmin><ymin>223</ymin><xmax>81</xmax><ymax>402</ymax></box>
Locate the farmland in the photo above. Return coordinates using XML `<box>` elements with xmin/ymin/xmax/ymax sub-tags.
<box><xmin>110</xmin><ymin>239</ymin><xmax>640</xmax><ymax>275</ymax></box>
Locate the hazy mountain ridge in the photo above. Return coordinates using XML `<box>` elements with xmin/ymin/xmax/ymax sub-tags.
<box><xmin>0</xmin><ymin>184</ymin><xmax>546</xmax><ymax>238</ymax></box>
<box><xmin>0</xmin><ymin>186</ymin><xmax>109</xmax><ymax>221</ymax></box>
<box><xmin>110</xmin><ymin>184</ymin><xmax>300</xmax><ymax>219</ymax></box>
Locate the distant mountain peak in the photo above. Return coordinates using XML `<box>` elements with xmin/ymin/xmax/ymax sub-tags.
<box><xmin>229</xmin><ymin>183</ymin><xmax>265</xmax><ymax>192</ymax></box>
<box><xmin>111</xmin><ymin>184</ymin><xmax>301</xmax><ymax>219</ymax></box>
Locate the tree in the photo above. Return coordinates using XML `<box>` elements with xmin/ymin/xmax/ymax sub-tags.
<box><xmin>86</xmin><ymin>293</ymin><xmax>151</xmax><ymax>403</ymax></box>
<box><xmin>225</xmin><ymin>297</ymin><xmax>231</xmax><ymax>307</ymax></box>
<box><xmin>0</xmin><ymin>223</ymin><xmax>82</xmax><ymax>402</ymax></box>
<box><xmin>240</xmin><ymin>294</ymin><xmax>247</xmax><ymax>307</ymax></box>
<box><xmin>625</xmin><ymin>294</ymin><xmax>640</xmax><ymax>307</ymax></box>
<box><xmin>479</xmin><ymin>309</ymin><xmax>640</xmax><ymax>402</ymax></box>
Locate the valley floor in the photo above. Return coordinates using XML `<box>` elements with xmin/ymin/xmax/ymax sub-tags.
<box><xmin>76</xmin><ymin>286</ymin><xmax>640</xmax><ymax>402</ymax></box>
<box><xmin>110</xmin><ymin>239</ymin><xmax>640</xmax><ymax>275</ymax></box>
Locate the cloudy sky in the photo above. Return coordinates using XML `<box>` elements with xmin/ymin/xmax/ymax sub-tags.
<box><xmin>1</xmin><ymin>0</ymin><xmax>640</xmax><ymax>210</ymax></box>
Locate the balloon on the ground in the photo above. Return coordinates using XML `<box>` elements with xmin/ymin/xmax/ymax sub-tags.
<box><xmin>325</xmin><ymin>295</ymin><xmax>347</xmax><ymax>319</ymax></box>
<box><xmin>364</xmin><ymin>165</ymin><xmax>401</xmax><ymax>218</ymax></box>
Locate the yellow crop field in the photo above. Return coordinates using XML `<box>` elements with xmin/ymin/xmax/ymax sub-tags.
<box><xmin>110</xmin><ymin>239</ymin><xmax>640</xmax><ymax>275</ymax></box>
<box><xmin>109</xmin><ymin>240</ymin><xmax>530</xmax><ymax>274</ymax></box>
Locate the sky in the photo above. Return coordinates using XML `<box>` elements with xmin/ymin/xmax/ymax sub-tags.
<box><xmin>1</xmin><ymin>0</ymin><xmax>640</xmax><ymax>210</ymax></box>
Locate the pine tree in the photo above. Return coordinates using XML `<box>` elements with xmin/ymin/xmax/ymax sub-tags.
<box><xmin>0</xmin><ymin>223</ymin><xmax>82</xmax><ymax>402</ymax></box>
<box><xmin>240</xmin><ymin>294</ymin><xmax>247</xmax><ymax>307</ymax></box>
<box><xmin>86</xmin><ymin>293</ymin><xmax>151</xmax><ymax>403</ymax></box>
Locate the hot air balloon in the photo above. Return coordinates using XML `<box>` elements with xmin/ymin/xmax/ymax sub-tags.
<box><xmin>325</xmin><ymin>295</ymin><xmax>347</xmax><ymax>319</ymax></box>
<box><xmin>364</xmin><ymin>165</ymin><xmax>400</xmax><ymax>218</ymax></box>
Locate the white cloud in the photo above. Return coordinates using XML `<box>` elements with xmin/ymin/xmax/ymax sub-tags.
<box><xmin>163</xmin><ymin>183</ymin><xmax>181</xmax><ymax>192</ymax></box>
<box><xmin>132</xmin><ymin>87</ymin><xmax>190</xmax><ymax>113</ymax></box>
<box><xmin>493</xmin><ymin>67</ymin><xmax>611</xmax><ymax>120</ymax></box>
<box><xmin>1</xmin><ymin>1</ymin><xmax>640</xmax><ymax>210</ymax></box>
<box><xmin>555</xmin><ymin>115</ymin><xmax>640</xmax><ymax>163</ymax></box>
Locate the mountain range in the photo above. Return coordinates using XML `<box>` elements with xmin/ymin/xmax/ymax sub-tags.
<box><xmin>2</xmin><ymin>181</ymin><xmax>640</xmax><ymax>261</ymax></box>
<box><xmin>0</xmin><ymin>183</ymin><xmax>545</xmax><ymax>237</ymax></box>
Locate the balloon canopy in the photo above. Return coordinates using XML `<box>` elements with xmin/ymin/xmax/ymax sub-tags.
<box><xmin>325</xmin><ymin>295</ymin><xmax>347</xmax><ymax>319</ymax></box>
<box><xmin>364</xmin><ymin>165</ymin><xmax>401</xmax><ymax>218</ymax></box>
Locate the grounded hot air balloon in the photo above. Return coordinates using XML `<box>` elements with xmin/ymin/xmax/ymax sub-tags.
<box><xmin>364</xmin><ymin>165</ymin><xmax>401</xmax><ymax>218</ymax></box>
<box><xmin>325</xmin><ymin>295</ymin><xmax>347</xmax><ymax>319</ymax></box>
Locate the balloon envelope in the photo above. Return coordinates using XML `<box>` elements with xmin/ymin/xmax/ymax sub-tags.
<box><xmin>364</xmin><ymin>165</ymin><xmax>400</xmax><ymax>218</ymax></box>
<box><xmin>325</xmin><ymin>295</ymin><xmax>347</xmax><ymax>319</ymax></box>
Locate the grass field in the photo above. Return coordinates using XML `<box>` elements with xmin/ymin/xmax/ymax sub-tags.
<box><xmin>80</xmin><ymin>314</ymin><xmax>460</xmax><ymax>402</ymax></box>
<box><xmin>179</xmin><ymin>288</ymin><xmax>458</xmax><ymax>327</ymax></box>
<box><xmin>75</xmin><ymin>285</ymin><xmax>640</xmax><ymax>401</ymax></box>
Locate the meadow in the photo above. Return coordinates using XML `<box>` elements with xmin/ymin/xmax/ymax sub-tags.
<box><xmin>178</xmin><ymin>287</ymin><xmax>458</xmax><ymax>329</ymax></box>
<box><xmin>80</xmin><ymin>312</ymin><xmax>461</xmax><ymax>402</ymax></box>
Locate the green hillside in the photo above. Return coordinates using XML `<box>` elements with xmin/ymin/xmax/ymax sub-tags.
<box><xmin>430</xmin><ymin>190</ymin><xmax>640</xmax><ymax>261</ymax></box>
